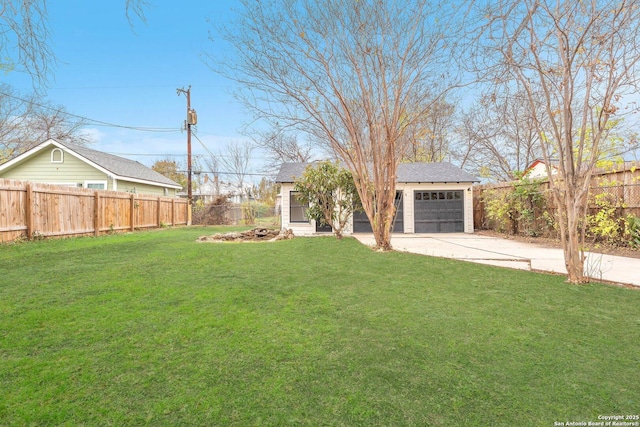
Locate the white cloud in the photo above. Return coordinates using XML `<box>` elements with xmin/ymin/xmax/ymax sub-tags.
<box><xmin>79</xmin><ymin>127</ymin><xmax>107</xmax><ymax>144</ymax></box>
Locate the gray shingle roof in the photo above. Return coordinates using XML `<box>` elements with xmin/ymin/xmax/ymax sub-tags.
<box><xmin>275</xmin><ymin>162</ymin><xmax>313</xmax><ymax>183</ymax></box>
<box><xmin>57</xmin><ymin>141</ymin><xmax>181</xmax><ymax>188</ymax></box>
<box><xmin>396</xmin><ymin>162</ymin><xmax>479</xmax><ymax>183</ymax></box>
<box><xmin>275</xmin><ymin>162</ymin><xmax>479</xmax><ymax>183</ymax></box>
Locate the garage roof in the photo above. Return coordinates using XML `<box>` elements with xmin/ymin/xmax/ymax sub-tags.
<box><xmin>276</xmin><ymin>162</ymin><xmax>479</xmax><ymax>183</ymax></box>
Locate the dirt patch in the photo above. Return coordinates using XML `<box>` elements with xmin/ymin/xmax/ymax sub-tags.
<box><xmin>476</xmin><ymin>230</ymin><xmax>640</xmax><ymax>259</ymax></box>
<box><xmin>197</xmin><ymin>228</ymin><xmax>294</xmax><ymax>243</ymax></box>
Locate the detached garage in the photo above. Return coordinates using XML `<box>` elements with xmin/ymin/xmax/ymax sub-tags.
<box><xmin>276</xmin><ymin>162</ymin><xmax>479</xmax><ymax>235</ymax></box>
<box><xmin>414</xmin><ymin>190</ymin><xmax>464</xmax><ymax>233</ymax></box>
<box><xmin>352</xmin><ymin>191</ymin><xmax>404</xmax><ymax>233</ymax></box>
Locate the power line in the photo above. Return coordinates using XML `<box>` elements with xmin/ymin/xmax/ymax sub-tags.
<box><xmin>192</xmin><ymin>131</ymin><xmax>217</xmax><ymax>159</ymax></box>
<box><xmin>178</xmin><ymin>169</ymin><xmax>276</xmax><ymax>177</ymax></box>
<box><xmin>105</xmin><ymin>151</ymin><xmax>267</xmax><ymax>161</ymax></box>
<box><xmin>51</xmin><ymin>84</ymin><xmax>223</xmax><ymax>91</ymax></box>
<box><xmin>0</xmin><ymin>89</ymin><xmax>181</xmax><ymax>132</ymax></box>
<box><xmin>108</xmin><ymin>152</ymin><xmax>189</xmax><ymax>157</ymax></box>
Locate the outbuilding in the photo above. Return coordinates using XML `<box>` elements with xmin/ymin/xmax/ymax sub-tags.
<box><xmin>275</xmin><ymin>162</ymin><xmax>480</xmax><ymax>235</ymax></box>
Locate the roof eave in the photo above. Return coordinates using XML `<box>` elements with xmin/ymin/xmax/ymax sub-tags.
<box><xmin>114</xmin><ymin>175</ymin><xmax>183</xmax><ymax>189</ymax></box>
<box><xmin>0</xmin><ymin>139</ymin><xmax>58</xmax><ymax>171</ymax></box>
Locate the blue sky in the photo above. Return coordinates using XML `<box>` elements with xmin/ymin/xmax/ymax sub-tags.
<box><xmin>5</xmin><ymin>0</ymin><xmax>639</xmax><ymax>180</ymax></box>
<box><xmin>4</xmin><ymin>1</ymin><xmax>259</xmax><ymax>176</ymax></box>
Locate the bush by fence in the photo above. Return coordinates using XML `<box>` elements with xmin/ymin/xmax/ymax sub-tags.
<box><xmin>473</xmin><ymin>179</ymin><xmax>640</xmax><ymax>247</ymax></box>
<box><xmin>0</xmin><ymin>179</ymin><xmax>189</xmax><ymax>242</ymax></box>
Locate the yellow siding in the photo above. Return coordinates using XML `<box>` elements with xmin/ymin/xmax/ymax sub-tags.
<box><xmin>1</xmin><ymin>148</ymin><xmax>108</xmax><ymax>186</ymax></box>
<box><xmin>1</xmin><ymin>147</ymin><xmax>177</xmax><ymax>196</ymax></box>
<box><xmin>116</xmin><ymin>181</ymin><xmax>176</xmax><ymax>197</ymax></box>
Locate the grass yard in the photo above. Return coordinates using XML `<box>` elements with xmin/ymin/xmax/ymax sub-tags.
<box><xmin>1</xmin><ymin>227</ymin><xmax>638</xmax><ymax>426</ymax></box>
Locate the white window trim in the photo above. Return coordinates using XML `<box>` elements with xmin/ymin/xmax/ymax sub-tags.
<box><xmin>51</xmin><ymin>148</ymin><xmax>64</xmax><ymax>163</ymax></box>
<box><xmin>289</xmin><ymin>191</ymin><xmax>309</xmax><ymax>223</ymax></box>
<box><xmin>84</xmin><ymin>180</ymin><xmax>108</xmax><ymax>190</ymax></box>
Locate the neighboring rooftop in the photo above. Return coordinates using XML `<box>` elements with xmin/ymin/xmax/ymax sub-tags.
<box><xmin>54</xmin><ymin>141</ymin><xmax>180</xmax><ymax>187</ymax></box>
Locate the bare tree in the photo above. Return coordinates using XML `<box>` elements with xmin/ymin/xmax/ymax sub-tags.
<box><xmin>0</xmin><ymin>0</ymin><xmax>148</xmax><ymax>90</ymax></box>
<box><xmin>125</xmin><ymin>0</ymin><xmax>149</xmax><ymax>28</ymax></box>
<box><xmin>202</xmin><ymin>154</ymin><xmax>221</xmax><ymax>196</ymax></box>
<box><xmin>252</xmin><ymin>128</ymin><xmax>315</xmax><ymax>172</ymax></box>
<box><xmin>475</xmin><ymin>0</ymin><xmax>640</xmax><ymax>283</ymax></box>
<box><xmin>218</xmin><ymin>140</ymin><xmax>253</xmax><ymax>199</ymax></box>
<box><xmin>28</xmin><ymin>106</ymin><xmax>90</xmax><ymax>145</ymax></box>
<box><xmin>453</xmin><ymin>91</ymin><xmax>542</xmax><ymax>181</ymax></box>
<box><xmin>401</xmin><ymin>98</ymin><xmax>456</xmax><ymax>163</ymax></box>
<box><xmin>0</xmin><ymin>86</ymin><xmax>36</xmax><ymax>161</ymax></box>
<box><xmin>0</xmin><ymin>1</ymin><xmax>54</xmax><ymax>90</ymax></box>
<box><xmin>211</xmin><ymin>0</ymin><xmax>461</xmax><ymax>250</ymax></box>
<box><xmin>0</xmin><ymin>86</ymin><xmax>90</xmax><ymax>162</ymax></box>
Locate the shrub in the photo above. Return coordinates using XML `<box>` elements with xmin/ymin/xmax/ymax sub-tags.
<box><xmin>626</xmin><ymin>215</ymin><xmax>640</xmax><ymax>248</ymax></box>
<box><xmin>293</xmin><ymin>161</ymin><xmax>359</xmax><ymax>239</ymax></box>
<box><xmin>482</xmin><ymin>188</ymin><xmax>512</xmax><ymax>233</ymax></box>
<box><xmin>482</xmin><ymin>178</ymin><xmax>548</xmax><ymax>236</ymax></box>
<box><xmin>192</xmin><ymin>195</ymin><xmax>233</xmax><ymax>225</ymax></box>
<box><xmin>585</xmin><ymin>181</ymin><xmax>628</xmax><ymax>247</ymax></box>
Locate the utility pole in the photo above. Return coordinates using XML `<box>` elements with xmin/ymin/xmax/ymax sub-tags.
<box><xmin>177</xmin><ymin>86</ymin><xmax>197</xmax><ymax>219</ymax></box>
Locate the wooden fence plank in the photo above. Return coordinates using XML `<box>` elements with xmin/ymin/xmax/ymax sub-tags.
<box><xmin>130</xmin><ymin>194</ymin><xmax>135</xmax><ymax>232</ymax></box>
<box><xmin>0</xmin><ymin>178</ymin><xmax>189</xmax><ymax>242</ymax></box>
<box><xmin>0</xmin><ymin>225</ymin><xmax>28</xmax><ymax>232</ymax></box>
<box><xmin>94</xmin><ymin>192</ymin><xmax>100</xmax><ymax>237</ymax></box>
<box><xmin>26</xmin><ymin>183</ymin><xmax>33</xmax><ymax>240</ymax></box>
<box><xmin>157</xmin><ymin>197</ymin><xmax>161</xmax><ymax>227</ymax></box>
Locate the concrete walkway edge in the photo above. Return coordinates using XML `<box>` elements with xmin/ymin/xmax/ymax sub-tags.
<box><xmin>353</xmin><ymin>233</ymin><xmax>640</xmax><ymax>288</ymax></box>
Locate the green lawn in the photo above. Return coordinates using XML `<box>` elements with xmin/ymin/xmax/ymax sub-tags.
<box><xmin>1</xmin><ymin>227</ymin><xmax>638</xmax><ymax>426</ymax></box>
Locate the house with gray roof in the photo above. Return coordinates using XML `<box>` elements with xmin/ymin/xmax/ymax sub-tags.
<box><xmin>0</xmin><ymin>139</ymin><xmax>182</xmax><ymax>196</ymax></box>
<box><xmin>276</xmin><ymin>162</ymin><xmax>479</xmax><ymax>235</ymax></box>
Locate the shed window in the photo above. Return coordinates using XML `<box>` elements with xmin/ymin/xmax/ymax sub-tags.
<box><xmin>290</xmin><ymin>192</ymin><xmax>309</xmax><ymax>222</ymax></box>
<box><xmin>51</xmin><ymin>148</ymin><xmax>64</xmax><ymax>163</ymax></box>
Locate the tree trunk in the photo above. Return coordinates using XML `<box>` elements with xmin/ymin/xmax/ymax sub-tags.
<box><xmin>563</xmin><ymin>212</ymin><xmax>587</xmax><ymax>284</ymax></box>
<box><xmin>352</xmin><ymin>164</ymin><xmax>397</xmax><ymax>251</ymax></box>
<box><xmin>370</xmin><ymin>183</ymin><xmax>396</xmax><ymax>251</ymax></box>
<box><xmin>554</xmin><ymin>187</ymin><xmax>589</xmax><ymax>284</ymax></box>
<box><xmin>371</xmin><ymin>216</ymin><xmax>393</xmax><ymax>251</ymax></box>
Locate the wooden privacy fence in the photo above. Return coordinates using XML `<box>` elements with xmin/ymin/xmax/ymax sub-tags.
<box><xmin>473</xmin><ymin>180</ymin><xmax>640</xmax><ymax>235</ymax></box>
<box><xmin>0</xmin><ymin>179</ymin><xmax>189</xmax><ymax>242</ymax></box>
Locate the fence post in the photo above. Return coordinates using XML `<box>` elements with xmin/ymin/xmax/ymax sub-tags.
<box><xmin>157</xmin><ymin>197</ymin><xmax>162</xmax><ymax>227</ymax></box>
<box><xmin>171</xmin><ymin>199</ymin><xmax>175</xmax><ymax>226</ymax></box>
<box><xmin>130</xmin><ymin>193</ymin><xmax>136</xmax><ymax>232</ymax></box>
<box><xmin>94</xmin><ymin>191</ymin><xmax>100</xmax><ymax>236</ymax></box>
<box><xmin>26</xmin><ymin>183</ymin><xmax>33</xmax><ymax>240</ymax></box>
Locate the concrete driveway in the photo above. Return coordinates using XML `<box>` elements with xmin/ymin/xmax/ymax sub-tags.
<box><xmin>353</xmin><ymin>233</ymin><xmax>640</xmax><ymax>287</ymax></box>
